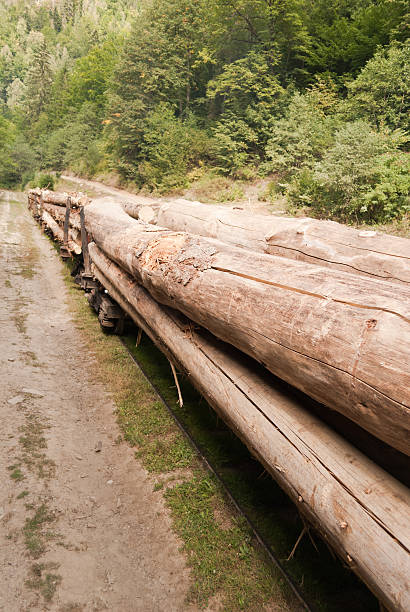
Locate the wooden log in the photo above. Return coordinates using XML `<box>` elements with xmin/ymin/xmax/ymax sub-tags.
<box><xmin>88</xmin><ymin>242</ymin><xmax>410</xmax><ymax>611</ymax></box>
<box><xmin>157</xmin><ymin>200</ymin><xmax>410</xmax><ymax>285</ymax></box>
<box><xmin>42</xmin><ymin>201</ymin><xmax>81</xmax><ymax>230</ymax></box>
<box><xmin>121</xmin><ymin>200</ymin><xmax>160</xmax><ymax>223</ymax></box>
<box><xmin>85</xmin><ymin>201</ymin><xmax>410</xmax><ymax>454</ymax></box>
<box><xmin>29</xmin><ymin>188</ymin><xmax>89</xmax><ymax>208</ymax></box>
<box><xmin>41</xmin><ymin>211</ymin><xmax>81</xmax><ymax>255</ymax></box>
<box><xmin>90</xmin><ymin>196</ymin><xmax>159</xmax><ymax>224</ymax></box>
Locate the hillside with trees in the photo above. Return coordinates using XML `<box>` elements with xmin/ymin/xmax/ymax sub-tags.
<box><xmin>0</xmin><ymin>0</ymin><xmax>409</xmax><ymax>225</ymax></box>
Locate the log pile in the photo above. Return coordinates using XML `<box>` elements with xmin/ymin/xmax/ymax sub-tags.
<box><xmin>28</xmin><ymin>187</ymin><xmax>90</xmax><ymax>256</ymax></box>
<box><xmin>125</xmin><ymin>197</ymin><xmax>410</xmax><ymax>285</ymax></box>
<box><xmin>28</xmin><ymin>189</ymin><xmax>410</xmax><ymax>611</ymax></box>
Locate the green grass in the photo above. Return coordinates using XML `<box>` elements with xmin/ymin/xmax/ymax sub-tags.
<box><xmin>8</xmin><ymin>465</ymin><xmax>25</xmax><ymax>481</ymax></box>
<box><xmin>26</xmin><ymin>562</ymin><xmax>62</xmax><ymax>601</ymax></box>
<box><xmin>166</xmin><ymin>475</ymin><xmax>289</xmax><ymax>611</ymax></box>
<box><xmin>17</xmin><ymin>490</ymin><xmax>30</xmax><ymax>499</ymax></box>
<box><xmin>23</xmin><ymin>503</ymin><xmax>57</xmax><ymax>558</ymax></box>
<box><xmin>19</xmin><ymin>412</ymin><xmax>56</xmax><ymax>479</ymax></box>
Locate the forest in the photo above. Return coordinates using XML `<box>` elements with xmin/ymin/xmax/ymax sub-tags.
<box><xmin>0</xmin><ymin>0</ymin><xmax>409</xmax><ymax>225</ymax></box>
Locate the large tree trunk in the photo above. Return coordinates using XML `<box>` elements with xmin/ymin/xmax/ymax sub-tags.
<box><xmin>85</xmin><ymin>201</ymin><xmax>410</xmax><ymax>454</ymax></box>
<box><xmin>89</xmin><ymin>242</ymin><xmax>410</xmax><ymax>612</ymax></box>
<box><xmin>157</xmin><ymin>200</ymin><xmax>410</xmax><ymax>285</ymax></box>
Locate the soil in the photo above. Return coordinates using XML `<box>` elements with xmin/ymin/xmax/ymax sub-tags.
<box><xmin>0</xmin><ymin>193</ymin><xmax>196</xmax><ymax>611</ymax></box>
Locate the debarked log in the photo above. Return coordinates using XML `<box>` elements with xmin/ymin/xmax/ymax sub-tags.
<box><xmin>88</xmin><ymin>242</ymin><xmax>410</xmax><ymax>612</ymax></box>
<box><xmin>121</xmin><ymin>199</ymin><xmax>160</xmax><ymax>224</ymax></box>
<box><xmin>157</xmin><ymin>200</ymin><xmax>410</xmax><ymax>285</ymax></box>
<box><xmin>85</xmin><ymin>201</ymin><xmax>410</xmax><ymax>454</ymax></box>
<box><xmin>41</xmin><ymin>211</ymin><xmax>81</xmax><ymax>255</ymax></box>
<box><xmin>42</xmin><ymin>201</ymin><xmax>81</xmax><ymax>231</ymax></box>
<box><xmin>28</xmin><ymin>188</ymin><xmax>89</xmax><ymax>208</ymax></box>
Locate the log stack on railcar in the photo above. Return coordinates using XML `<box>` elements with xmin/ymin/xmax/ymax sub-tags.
<box><xmin>28</xmin><ymin>188</ymin><xmax>410</xmax><ymax>611</ymax></box>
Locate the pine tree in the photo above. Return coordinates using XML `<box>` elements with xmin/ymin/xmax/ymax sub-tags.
<box><xmin>25</xmin><ymin>34</ymin><xmax>52</xmax><ymax>120</ymax></box>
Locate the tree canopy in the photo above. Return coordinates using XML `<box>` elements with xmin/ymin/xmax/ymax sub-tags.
<box><xmin>0</xmin><ymin>0</ymin><xmax>408</xmax><ymax>223</ymax></box>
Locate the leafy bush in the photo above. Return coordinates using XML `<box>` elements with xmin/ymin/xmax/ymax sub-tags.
<box><xmin>136</xmin><ymin>103</ymin><xmax>210</xmax><ymax>192</ymax></box>
<box><xmin>42</xmin><ymin>127</ymin><xmax>67</xmax><ymax>171</ymax></box>
<box><xmin>287</xmin><ymin>121</ymin><xmax>409</xmax><ymax>222</ymax></box>
<box><xmin>30</xmin><ymin>172</ymin><xmax>55</xmax><ymax>190</ymax></box>
<box><xmin>344</xmin><ymin>42</ymin><xmax>410</xmax><ymax>132</ymax></box>
<box><xmin>211</xmin><ymin>114</ymin><xmax>258</xmax><ymax>174</ymax></box>
<box><xmin>0</xmin><ymin>134</ymin><xmax>37</xmax><ymax>188</ymax></box>
<box><xmin>265</xmin><ymin>85</ymin><xmax>340</xmax><ymax>175</ymax></box>
<box><xmin>63</xmin><ymin>103</ymin><xmax>103</xmax><ymax>176</ymax></box>
<box><xmin>207</xmin><ymin>51</ymin><xmax>284</xmax><ymax>175</ymax></box>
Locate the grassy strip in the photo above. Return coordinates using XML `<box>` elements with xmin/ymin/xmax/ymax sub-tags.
<box><xmin>122</xmin><ymin>336</ymin><xmax>378</xmax><ymax>612</ymax></box>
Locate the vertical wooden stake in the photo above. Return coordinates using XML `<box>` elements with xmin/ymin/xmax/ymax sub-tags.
<box><xmin>63</xmin><ymin>196</ymin><xmax>71</xmax><ymax>246</ymax></box>
<box><xmin>80</xmin><ymin>206</ymin><xmax>91</xmax><ymax>272</ymax></box>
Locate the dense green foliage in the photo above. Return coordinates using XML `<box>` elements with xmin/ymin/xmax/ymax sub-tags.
<box><xmin>0</xmin><ymin>0</ymin><xmax>408</xmax><ymax>222</ymax></box>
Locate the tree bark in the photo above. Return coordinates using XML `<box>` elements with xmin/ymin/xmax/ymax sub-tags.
<box><xmin>89</xmin><ymin>242</ymin><xmax>410</xmax><ymax>612</ymax></box>
<box><xmin>42</xmin><ymin>201</ymin><xmax>81</xmax><ymax>230</ymax></box>
<box><xmin>157</xmin><ymin>200</ymin><xmax>410</xmax><ymax>286</ymax></box>
<box><xmin>41</xmin><ymin>211</ymin><xmax>81</xmax><ymax>255</ymax></box>
<box><xmin>84</xmin><ymin>201</ymin><xmax>410</xmax><ymax>454</ymax></box>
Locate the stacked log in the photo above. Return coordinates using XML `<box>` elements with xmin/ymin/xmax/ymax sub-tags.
<box><xmin>41</xmin><ymin>210</ymin><xmax>81</xmax><ymax>255</ymax></box>
<box><xmin>28</xmin><ymin>188</ymin><xmax>90</xmax><ymax>254</ymax></box>
<box><xmin>88</xmin><ymin>242</ymin><xmax>410</xmax><ymax>612</ymax></box>
<box><xmin>85</xmin><ymin>200</ymin><xmax>410</xmax><ymax>455</ymax></box>
<box><xmin>155</xmin><ymin>200</ymin><xmax>410</xmax><ymax>285</ymax></box>
<box><xmin>28</xmin><ymin>189</ymin><xmax>410</xmax><ymax>608</ymax></box>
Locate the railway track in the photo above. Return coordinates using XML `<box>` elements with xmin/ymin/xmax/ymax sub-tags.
<box><xmin>119</xmin><ymin>335</ymin><xmax>313</xmax><ymax>612</ymax></box>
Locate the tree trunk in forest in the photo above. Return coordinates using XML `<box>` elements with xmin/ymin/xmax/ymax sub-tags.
<box><xmin>157</xmin><ymin>200</ymin><xmax>410</xmax><ymax>285</ymax></box>
<box><xmin>84</xmin><ymin>201</ymin><xmax>410</xmax><ymax>454</ymax></box>
<box><xmin>89</xmin><ymin>242</ymin><xmax>410</xmax><ymax>612</ymax></box>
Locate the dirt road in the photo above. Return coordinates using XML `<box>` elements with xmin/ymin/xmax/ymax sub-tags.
<box><xmin>59</xmin><ymin>175</ymin><xmax>272</xmax><ymax>215</ymax></box>
<box><xmin>0</xmin><ymin>194</ymin><xmax>194</xmax><ymax>611</ymax></box>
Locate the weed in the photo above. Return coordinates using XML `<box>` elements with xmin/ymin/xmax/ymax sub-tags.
<box><xmin>18</xmin><ymin>412</ymin><xmax>55</xmax><ymax>479</ymax></box>
<box><xmin>5</xmin><ymin>279</ymin><xmax>12</xmax><ymax>288</ymax></box>
<box><xmin>165</xmin><ymin>475</ymin><xmax>287</xmax><ymax>611</ymax></box>
<box><xmin>26</xmin><ymin>562</ymin><xmax>62</xmax><ymax>601</ymax></box>
<box><xmin>17</xmin><ymin>490</ymin><xmax>30</xmax><ymax>499</ymax></box>
<box><xmin>12</xmin><ymin>305</ymin><xmax>27</xmax><ymax>335</ymax></box>
<box><xmin>23</xmin><ymin>503</ymin><xmax>57</xmax><ymax>558</ymax></box>
<box><xmin>9</xmin><ymin>466</ymin><xmax>24</xmax><ymax>481</ymax></box>
<box><xmin>21</xmin><ymin>350</ymin><xmax>41</xmax><ymax>368</ymax></box>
